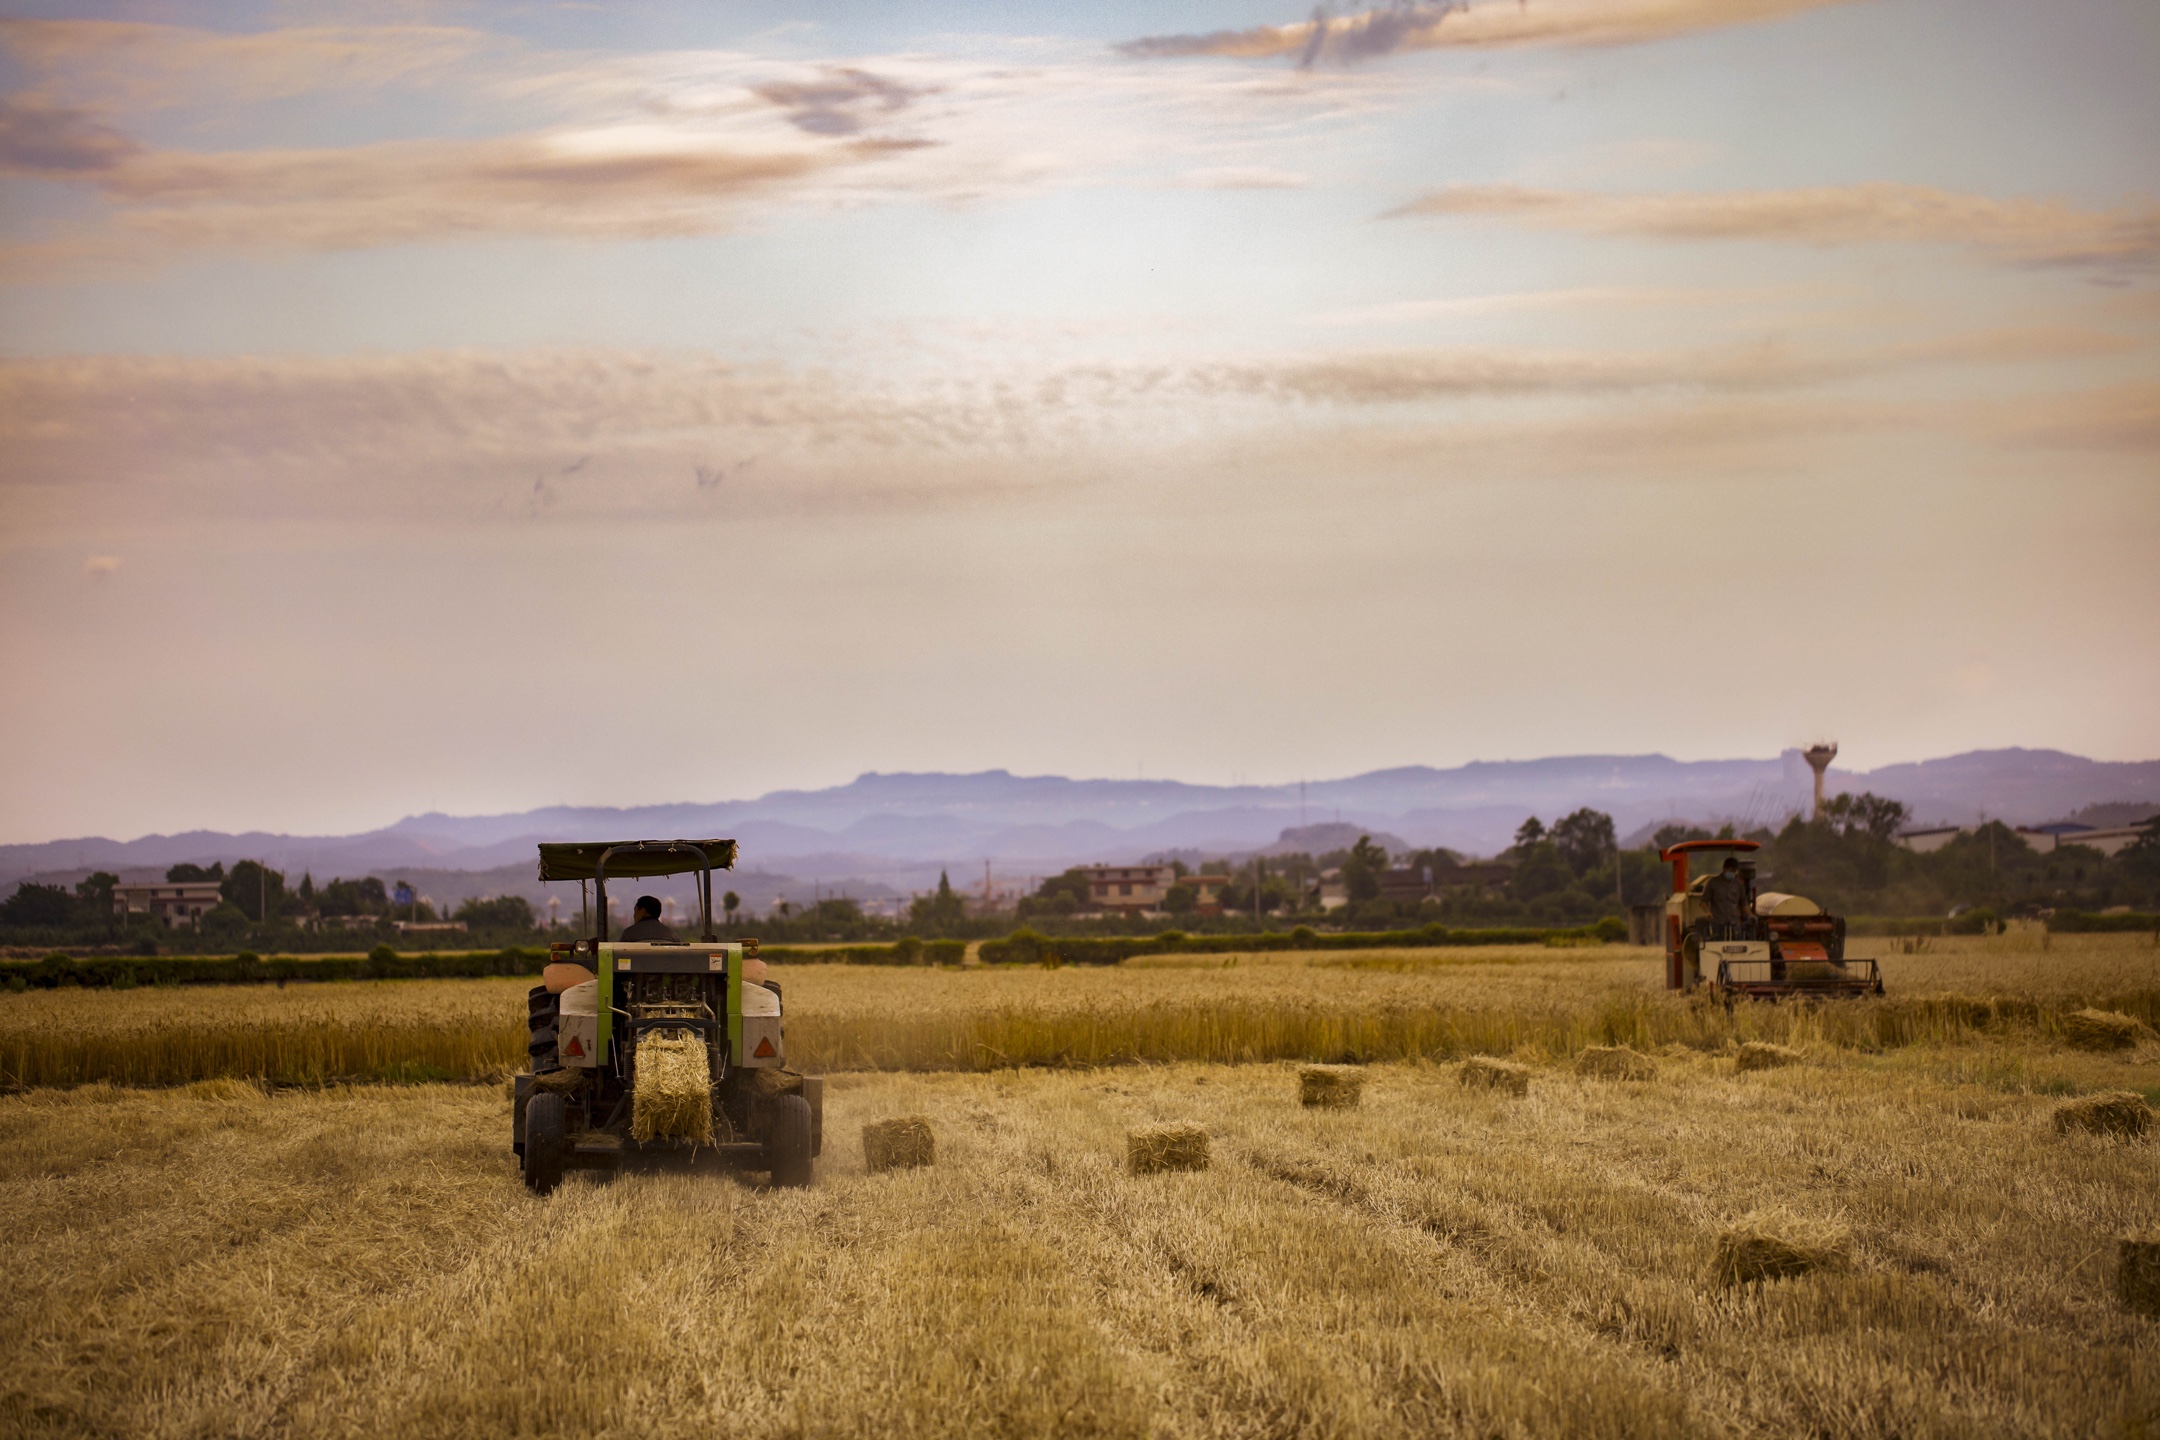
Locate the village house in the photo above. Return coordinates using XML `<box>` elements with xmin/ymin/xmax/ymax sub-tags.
<box><xmin>1079</xmin><ymin>864</ymin><xmax>1177</xmax><ymax>914</ymax></box>
<box><xmin>111</xmin><ymin>880</ymin><xmax>224</xmax><ymax>928</ymax></box>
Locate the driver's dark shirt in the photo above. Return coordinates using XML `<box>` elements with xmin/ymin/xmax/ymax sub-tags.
<box><xmin>619</xmin><ymin>918</ymin><xmax>678</xmax><ymax>942</ymax></box>
<box><xmin>1702</xmin><ymin>872</ymin><xmax>1747</xmax><ymax>927</ymax></box>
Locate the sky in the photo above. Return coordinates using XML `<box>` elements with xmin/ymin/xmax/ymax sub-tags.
<box><xmin>0</xmin><ymin>0</ymin><xmax>2154</xmax><ymax>844</ymax></box>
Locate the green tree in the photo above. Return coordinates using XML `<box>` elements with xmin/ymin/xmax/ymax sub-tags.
<box><xmin>1342</xmin><ymin>836</ymin><xmax>1388</xmax><ymax>903</ymax></box>
<box><xmin>1163</xmin><ymin>884</ymin><xmax>1198</xmax><ymax>915</ymax></box>
<box><xmin>0</xmin><ymin>882</ymin><xmax>74</xmax><ymax>927</ymax></box>
<box><xmin>1549</xmin><ymin>809</ymin><xmax>1617</xmax><ymax>878</ymax></box>
<box><xmin>73</xmin><ymin>871</ymin><xmax>119</xmax><ymax>926</ymax></box>
<box><xmin>908</xmin><ymin>871</ymin><xmax>970</xmax><ymax>936</ymax></box>
<box><xmin>722</xmin><ymin>890</ymin><xmax>741</xmax><ymax>924</ymax></box>
<box><xmin>166</xmin><ymin>862</ymin><xmax>224</xmax><ymax>883</ymax></box>
<box><xmin>455</xmin><ymin>895</ymin><xmax>534</xmax><ymax>930</ymax></box>
<box><xmin>221</xmin><ymin>860</ymin><xmax>287</xmax><ymax>922</ymax></box>
<box><xmin>1820</xmin><ymin>791</ymin><xmax>1910</xmax><ymax>841</ymax></box>
<box><xmin>1513</xmin><ymin>816</ymin><xmax>1546</xmax><ymax>849</ymax></box>
<box><xmin>1509</xmin><ymin>842</ymin><xmax>1571</xmax><ymax>902</ymax></box>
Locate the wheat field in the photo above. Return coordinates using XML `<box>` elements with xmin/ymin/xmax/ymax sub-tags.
<box><xmin>2</xmin><ymin>1035</ymin><xmax>2155</xmax><ymax>1439</ymax></box>
<box><xmin>2</xmin><ymin>935</ymin><xmax>2156</xmax><ymax>1086</ymax></box>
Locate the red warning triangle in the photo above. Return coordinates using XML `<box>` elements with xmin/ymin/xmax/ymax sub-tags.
<box><xmin>564</xmin><ymin>1035</ymin><xmax>584</xmax><ymax>1057</ymax></box>
<box><xmin>752</xmin><ymin>1036</ymin><xmax>776</xmax><ymax>1058</ymax></box>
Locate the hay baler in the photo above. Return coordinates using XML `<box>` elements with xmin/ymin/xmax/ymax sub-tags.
<box><xmin>1659</xmin><ymin>838</ymin><xmax>1882</xmax><ymax>999</ymax></box>
<box><xmin>511</xmin><ymin>839</ymin><xmax>822</xmax><ymax>1194</ymax></box>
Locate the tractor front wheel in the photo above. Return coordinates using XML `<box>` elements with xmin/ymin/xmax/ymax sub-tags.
<box><xmin>524</xmin><ymin>1092</ymin><xmax>567</xmax><ymax>1195</ymax></box>
<box><xmin>766</xmin><ymin>1093</ymin><xmax>813</xmax><ymax>1188</ymax></box>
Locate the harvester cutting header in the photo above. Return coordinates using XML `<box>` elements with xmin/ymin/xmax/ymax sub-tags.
<box><xmin>511</xmin><ymin>838</ymin><xmax>822</xmax><ymax>1194</ymax></box>
<box><xmin>1659</xmin><ymin>838</ymin><xmax>1882</xmax><ymax>999</ymax></box>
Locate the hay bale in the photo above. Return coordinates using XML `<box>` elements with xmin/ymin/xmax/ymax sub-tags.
<box><xmin>1128</xmin><ymin>1123</ymin><xmax>1210</xmax><ymax>1174</ymax></box>
<box><xmin>1711</xmin><ymin>1209</ymin><xmax>1853</xmax><ymax>1286</ymax></box>
<box><xmin>2052</xmin><ymin>1090</ymin><xmax>2153</xmax><ymax>1140</ymax></box>
<box><xmin>1736</xmin><ymin>1041</ymin><xmax>1803</xmax><ymax>1072</ymax></box>
<box><xmin>1459</xmin><ymin>1056</ymin><xmax>1530</xmax><ymax>1096</ymax></box>
<box><xmin>862</xmin><ymin>1115</ymin><xmax>936</xmax><ymax>1173</ymax></box>
<box><xmin>1575</xmin><ymin>1046</ymin><xmax>1656</xmax><ymax>1082</ymax></box>
<box><xmin>2118</xmin><ymin>1235</ymin><xmax>2160</xmax><ymax>1317</ymax></box>
<box><xmin>631</xmin><ymin>1030</ymin><xmax>713</xmax><ymax>1145</ymax></box>
<box><xmin>1299</xmin><ymin>1065</ymin><xmax>1365</xmax><ymax>1108</ymax></box>
<box><xmin>2061</xmin><ymin>1008</ymin><xmax>2146</xmax><ymax>1051</ymax></box>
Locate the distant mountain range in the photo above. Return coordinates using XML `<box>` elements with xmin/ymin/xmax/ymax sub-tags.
<box><xmin>7</xmin><ymin>748</ymin><xmax>2156</xmax><ymax>909</ymax></box>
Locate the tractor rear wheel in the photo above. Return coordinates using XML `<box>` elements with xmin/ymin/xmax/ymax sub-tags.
<box><xmin>524</xmin><ymin>1092</ymin><xmax>567</xmax><ymax>1194</ymax></box>
<box><xmin>766</xmin><ymin>1093</ymin><xmax>814</xmax><ymax>1188</ymax></box>
<box><xmin>528</xmin><ymin>984</ymin><xmax>561</xmax><ymax>1074</ymax></box>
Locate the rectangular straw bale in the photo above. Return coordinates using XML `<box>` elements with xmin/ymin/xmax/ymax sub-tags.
<box><xmin>631</xmin><ymin>1030</ymin><xmax>713</xmax><ymax>1145</ymax></box>
<box><xmin>2061</xmin><ymin>1008</ymin><xmax>2147</xmax><ymax>1051</ymax></box>
<box><xmin>1128</xmin><ymin>1122</ymin><xmax>1210</xmax><ymax>1174</ymax></box>
<box><xmin>1711</xmin><ymin>1208</ymin><xmax>1852</xmax><ymax>1286</ymax></box>
<box><xmin>1459</xmin><ymin>1056</ymin><xmax>1530</xmax><ymax>1096</ymax></box>
<box><xmin>1735</xmin><ymin>1041</ymin><xmax>1803</xmax><ymax>1072</ymax></box>
<box><xmin>2052</xmin><ymin>1090</ymin><xmax>2152</xmax><ymax>1139</ymax></box>
<box><xmin>2119</xmin><ymin>1235</ymin><xmax>2160</xmax><ymax>1317</ymax></box>
<box><xmin>1575</xmin><ymin>1046</ymin><xmax>1657</xmax><ymax>1082</ymax></box>
<box><xmin>1299</xmin><ymin>1065</ymin><xmax>1365</xmax><ymax>1108</ymax></box>
<box><xmin>862</xmin><ymin>1115</ymin><xmax>936</xmax><ymax>1173</ymax></box>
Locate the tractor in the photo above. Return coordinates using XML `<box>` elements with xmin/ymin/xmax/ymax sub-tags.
<box><xmin>511</xmin><ymin>839</ymin><xmax>822</xmax><ymax>1194</ymax></box>
<box><xmin>1659</xmin><ymin>838</ymin><xmax>1883</xmax><ymax>999</ymax></box>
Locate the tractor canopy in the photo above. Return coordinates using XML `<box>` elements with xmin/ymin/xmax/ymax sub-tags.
<box><xmin>536</xmin><ymin>839</ymin><xmax>738</xmax><ymax>882</ymax></box>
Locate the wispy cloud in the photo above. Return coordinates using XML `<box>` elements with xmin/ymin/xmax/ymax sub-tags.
<box><xmin>752</xmin><ymin>66</ymin><xmax>938</xmax><ymax>137</ymax></box>
<box><xmin>2</xmin><ymin>326</ymin><xmax>2138</xmax><ymax>535</ymax></box>
<box><xmin>0</xmin><ymin>94</ymin><xmax>137</xmax><ymax>174</ymax></box>
<box><xmin>1176</xmin><ymin>165</ymin><xmax>1310</xmax><ymax>190</ymax></box>
<box><xmin>0</xmin><ymin>19</ymin><xmax>503</xmax><ymax>107</ymax></box>
<box><xmin>1390</xmin><ymin>183</ymin><xmax>2160</xmax><ymax>270</ymax></box>
<box><xmin>1118</xmin><ymin>0</ymin><xmax>1860</xmax><ymax>64</ymax></box>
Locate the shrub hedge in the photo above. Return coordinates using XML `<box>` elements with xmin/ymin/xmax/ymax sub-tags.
<box><xmin>0</xmin><ymin>936</ymin><xmax>976</xmax><ymax>989</ymax></box>
<box><xmin>978</xmin><ymin>918</ymin><xmax>1629</xmax><ymax>966</ymax></box>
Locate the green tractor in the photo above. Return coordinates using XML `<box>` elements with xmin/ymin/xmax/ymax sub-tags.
<box><xmin>511</xmin><ymin>839</ymin><xmax>822</xmax><ymax>1194</ymax></box>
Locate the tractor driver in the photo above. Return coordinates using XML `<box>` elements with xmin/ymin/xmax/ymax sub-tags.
<box><xmin>1701</xmin><ymin>856</ymin><xmax>1748</xmax><ymax>939</ymax></box>
<box><xmin>619</xmin><ymin>894</ymin><xmax>678</xmax><ymax>942</ymax></box>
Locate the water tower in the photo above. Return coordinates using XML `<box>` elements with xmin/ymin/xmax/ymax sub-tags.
<box><xmin>1803</xmin><ymin>742</ymin><xmax>1839</xmax><ymax>820</ymax></box>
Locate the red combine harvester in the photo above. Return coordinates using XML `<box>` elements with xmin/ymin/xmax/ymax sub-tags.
<box><xmin>1659</xmin><ymin>838</ymin><xmax>1882</xmax><ymax>998</ymax></box>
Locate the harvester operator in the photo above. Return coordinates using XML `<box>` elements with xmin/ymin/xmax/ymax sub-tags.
<box><xmin>1701</xmin><ymin>856</ymin><xmax>1749</xmax><ymax>940</ymax></box>
<box><xmin>619</xmin><ymin>895</ymin><xmax>678</xmax><ymax>942</ymax></box>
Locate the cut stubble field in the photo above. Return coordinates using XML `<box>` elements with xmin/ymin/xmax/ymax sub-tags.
<box><xmin>3</xmin><ymin>935</ymin><xmax>2157</xmax><ymax>1438</ymax></box>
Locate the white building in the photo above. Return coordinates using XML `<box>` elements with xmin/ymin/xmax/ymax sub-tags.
<box><xmin>1080</xmin><ymin>864</ymin><xmax>1177</xmax><ymax>914</ymax></box>
<box><xmin>112</xmin><ymin>880</ymin><xmax>224</xmax><ymax>928</ymax></box>
<box><xmin>2015</xmin><ymin>822</ymin><xmax>2156</xmax><ymax>858</ymax></box>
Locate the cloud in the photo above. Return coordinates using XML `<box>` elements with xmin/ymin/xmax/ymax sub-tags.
<box><xmin>0</xmin><ymin>94</ymin><xmax>138</xmax><ymax>174</ymax></box>
<box><xmin>752</xmin><ymin>67</ymin><xmax>936</xmax><ymax>136</ymax></box>
<box><xmin>83</xmin><ymin>554</ymin><xmax>120</xmax><ymax>577</ymax></box>
<box><xmin>16</xmin><ymin>129</ymin><xmax>845</xmax><ymax>255</ymax></box>
<box><xmin>1389</xmin><ymin>183</ymin><xmax>2160</xmax><ymax>269</ymax></box>
<box><xmin>0</xmin><ymin>19</ymin><xmax>502</xmax><ymax>107</ymax></box>
<box><xmin>1</xmin><ymin>326</ymin><xmax>2134</xmax><ymax>532</ymax></box>
<box><xmin>1118</xmin><ymin>0</ymin><xmax>1859</xmax><ymax>63</ymax></box>
<box><xmin>1306</xmin><ymin>285</ymin><xmax>1746</xmax><ymax>326</ymax></box>
<box><xmin>1177</xmin><ymin>166</ymin><xmax>1310</xmax><ymax>189</ymax></box>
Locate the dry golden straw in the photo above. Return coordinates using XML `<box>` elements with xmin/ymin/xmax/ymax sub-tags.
<box><xmin>1298</xmin><ymin>1065</ymin><xmax>1364</xmax><ymax>1108</ymax></box>
<box><xmin>2051</xmin><ymin>1091</ymin><xmax>2152</xmax><ymax>1140</ymax></box>
<box><xmin>1711</xmin><ymin>1209</ymin><xmax>1852</xmax><ymax>1286</ymax></box>
<box><xmin>1128</xmin><ymin>1122</ymin><xmax>1209</xmax><ymax>1174</ymax></box>
<box><xmin>862</xmin><ymin>1115</ymin><xmax>936</xmax><ymax>1173</ymax></box>
<box><xmin>1575</xmin><ymin>1045</ymin><xmax>1656</xmax><ymax>1081</ymax></box>
<box><xmin>2119</xmin><ymin>1236</ymin><xmax>2160</xmax><ymax>1317</ymax></box>
<box><xmin>1459</xmin><ymin>1056</ymin><xmax>1529</xmax><ymax>1096</ymax></box>
<box><xmin>631</xmin><ymin>1031</ymin><xmax>713</xmax><ymax>1145</ymax></box>
<box><xmin>1736</xmin><ymin>1041</ymin><xmax>1802</xmax><ymax>1072</ymax></box>
<box><xmin>2060</xmin><ymin>1008</ymin><xmax>2146</xmax><ymax>1051</ymax></box>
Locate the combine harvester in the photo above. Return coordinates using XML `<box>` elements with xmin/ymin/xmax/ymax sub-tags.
<box><xmin>511</xmin><ymin>838</ymin><xmax>822</xmax><ymax>1194</ymax></box>
<box><xmin>1659</xmin><ymin>838</ymin><xmax>1883</xmax><ymax>1000</ymax></box>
